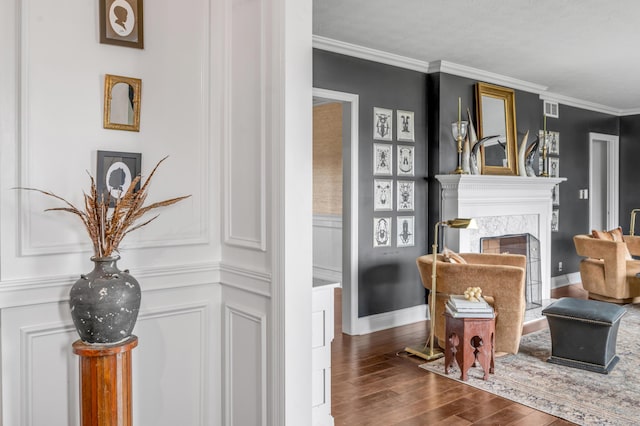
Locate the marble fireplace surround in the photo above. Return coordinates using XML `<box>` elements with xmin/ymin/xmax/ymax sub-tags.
<box><xmin>436</xmin><ymin>175</ymin><xmax>566</xmax><ymax>301</ymax></box>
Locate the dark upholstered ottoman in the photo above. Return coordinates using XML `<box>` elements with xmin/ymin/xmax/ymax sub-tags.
<box><xmin>542</xmin><ymin>298</ymin><xmax>625</xmax><ymax>374</ymax></box>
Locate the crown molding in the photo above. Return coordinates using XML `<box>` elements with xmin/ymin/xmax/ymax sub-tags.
<box><xmin>313</xmin><ymin>36</ymin><xmax>639</xmax><ymax>117</ymax></box>
<box><xmin>312</xmin><ymin>35</ymin><xmax>429</xmax><ymax>73</ymax></box>
<box><xmin>539</xmin><ymin>92</ymin><xmax>623</xmax><ymax>116</ymax></box>
<box><xmin>429</xmin><ymin>60</ymin><xmax>548</xmax><ymax>94</ymax></box>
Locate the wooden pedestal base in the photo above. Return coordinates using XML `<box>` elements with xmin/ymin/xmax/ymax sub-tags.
<box><xmin>73</xmin><ymin>336</ymin><xmax>138</xmax><ymax>426</ymax></box>
<box><xmin>444</xmin><ymin>314</ymin><xmax>495</xmax><ymax>381</ymax></box>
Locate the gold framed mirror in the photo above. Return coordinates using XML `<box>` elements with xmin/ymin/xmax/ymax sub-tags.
<box><xmin>475</xmin><ymin>82</ymin><xmax>518</xmax><ymax>175</ymax></box>
<box><xmin>103</xmin><ymin>74</ymin><xmax>141</xmax><ymax>132</ymax></box>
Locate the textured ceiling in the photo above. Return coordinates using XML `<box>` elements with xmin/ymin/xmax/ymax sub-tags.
<box><xmin>313</xmin><ymin>0</ymin><xmax>640</xmax><ymax>112</ymax></box>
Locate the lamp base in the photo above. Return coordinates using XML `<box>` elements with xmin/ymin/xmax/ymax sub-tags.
<box><xmin>404</xmin><ymin>344</ymin><xmax>444</xmax><ymax>361</ymax></box>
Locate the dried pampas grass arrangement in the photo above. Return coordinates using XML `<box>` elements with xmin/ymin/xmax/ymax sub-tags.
<box><xmin>17</xmin><ymin>156</ymin><xmax>190</xmax><ymax>258</ymax></box>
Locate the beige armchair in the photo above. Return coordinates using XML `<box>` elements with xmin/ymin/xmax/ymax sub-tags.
<box><xmin>416</xmin><ymin>253</ymin><xmax>526</xmax><ymax>355</ymax></box>
<box><xmin>573</xmin><ymin>234</ymin><xmax>640</xmax><ymax>303</ymax></box>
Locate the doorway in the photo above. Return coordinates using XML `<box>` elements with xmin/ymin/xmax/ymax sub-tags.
<box><xmin>312</xmin><ymin>88</ymin><xmax>359</xmax><ymax>335</ymax></box>
<box><xmin>589</xmin><ymin>132</ymin><xmax>619</xmax><ymax>231</ymax></box>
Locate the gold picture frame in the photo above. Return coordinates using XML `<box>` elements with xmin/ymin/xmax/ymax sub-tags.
<box><xmin>475</xmin><ymin>82</ymin><xmax>518</xmax><ymax>175</ymax></box>
<box><xmin>103</xmin><ymin>74</ymin><xmax>141</xmax><ymax>132</ymax></box>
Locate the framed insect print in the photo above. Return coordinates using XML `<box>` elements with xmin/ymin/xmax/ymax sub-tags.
<box><xmin>373</xmin><ymin>107</ymin><xmax>393</xmax><ymax>141</ymax></box>
<box><xmin>397</xmin><ymin>180</ymin><xmax>414</xmax><ymax>211</ymax></box>
<box><xmin>397</xmin><ymin>216</ymin><xmax>415</xmax><ymax>247</ymax></box>
<box><xmin>374</xmin><ymin>179</ymin><xmax>393</xmax><ymax>211</ymax></box>
<box><xmin>100</xmin><ymin>0</ymin><xmax>144</xmax><ymax>49</ymax></box>
<box><xmin>397</xmin><ymin>145</ymin><xmax>414</xmax><ymax>176</ymax></box>
<box><xmin>373</xmin><ymin>217</ymin><xmax>392</xmax><ymax>248</ymax></box>
<box><xmin>373</xmin><ymin>143</ymin><xmax>393</xmax><ymax>176</ymax></box>
<box><xmin>397</xmin><ymin>110</ymin><xmax>415</xmax><ymax>142</ymax></box>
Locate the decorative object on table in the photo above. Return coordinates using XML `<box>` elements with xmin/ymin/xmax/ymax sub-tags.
<box><xmin>96</xmin><ymin>150</ymin><xmax>141</xmax><ymax>206</ymax></box>
<box><xmin>396</xmin><ymin>216</ymin><xmax>415</xmax><ymax>248</ymax></box>
<box><xmin>373</xmin><ymin>217</ymin><xmax>392</xmax><ymax>248</ymax></box>
<box><xmin>446</xmin><ymin>294</ymin><xmax>494</xmax><ymax>318</ymax></box>
<box><xmin>397</xmin><ymin>110</ymin><xmax>415</xmax><ymax>142</ymax></box>
<box><xmin>517</xmin><ymin>130</ymin><xmax>530</xmax><ymax>177</ymax></box>
<box><xmin>397</xmin><ymin>145</ymin><xmax>414</xmax><ymax>176</ymax></box>
<box><xmin>462</xmin><ymin>135</ymin><xmax>471</xmax><ymax>174</ymax></box>
<box><xmin>405</xmin><ymin>218</ymin><xmax>477</xmax><ymax>360</ymax></box>
<box><xmin>99</xmin><ymin>0</ymin><xmax>144</xmax><ymax>49</ymax></box>
<box><xmin>103</xmin><ymin>74</ymin><xmax>142</xmax><ymax>132</ymax></box>
<box><xmin>396</xmin><ymin>180</ymin><xmax>414</xmax><ymax>211</ymax></box>
<box><xmin>17</xmin><ymin>157</ymin><xmax>190</xmax><ymax>344</ymax></box>
<box><xmin>463</xmin><ymin>286</ymin><xmax>482</xmax><ymax>302</ymax></box>
<box><xmin>373</xmin><ymin>143</ymin><xmax>392</xmax><ymax>176</ymax></box>
<box><xmin>373</xmin><ymin>107</ymin><xmax>393</xmax><ymax>141</ymax></box>
<box><xmin>373</xmin><ymin>179</ymin><xmax>393</xmax><ymax>211</ymax></box>
<box><xmin>451</xmin><ymin>97</ymin><xmax>468</xmax><ymax>174</ymax></box>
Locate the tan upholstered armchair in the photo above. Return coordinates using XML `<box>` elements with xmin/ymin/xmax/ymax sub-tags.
<box><xmin>573</xmin><ymin>234</ymin><xmax>640</xmax><ymax>303</ymax></box>
<box><xmin>416</xmin><ymin>253</ymin><xmax>526</xmax><ymax>355</ymax></box>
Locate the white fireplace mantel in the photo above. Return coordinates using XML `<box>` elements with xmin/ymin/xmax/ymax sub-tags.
<box><xmin>435</xmin><ymin>174</ymin><xmax>566</xmax><ymax>301</ymax></box>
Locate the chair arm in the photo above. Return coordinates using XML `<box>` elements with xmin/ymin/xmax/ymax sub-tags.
<box><xmin>459</xmin><ymin>253</ymin><xmax>526</xmax><ymax>269</ymax></box>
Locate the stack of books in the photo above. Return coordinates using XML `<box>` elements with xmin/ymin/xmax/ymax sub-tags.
<box><xmin>446</xmin><ymin>295</ymin><xmax>494</xmax><ymax>318</ymax></box>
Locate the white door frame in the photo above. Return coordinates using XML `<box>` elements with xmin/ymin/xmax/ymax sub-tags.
<box><xmin>312</xmin><ymin>88</ymin><xmax>359</xmax><ymax>335</ymax></box>
<box><xmin>589</xmin><ymin>132</ymin><xmax>619</xmax><ymax>231</ymax></box>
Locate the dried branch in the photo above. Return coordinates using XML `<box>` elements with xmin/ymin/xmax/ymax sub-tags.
<box><xmin>14</xmin><ymin>157</ymin><xmax>191</xmax><ymax>258</ymax></box>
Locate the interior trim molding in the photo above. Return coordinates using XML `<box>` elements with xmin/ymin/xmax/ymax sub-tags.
<box><xmin>313</xmin><ymin>35</ymin><xmax>429</xmax><ymax>73</ymax></box>
<box><xmin>0</xmin><ymin>261</ymin><xmax>221</xmax><ymax>309</ymax></box>
<box><xmin>351</xmin><ymin>304</ymin><xmax>428</xmax><ymax>336</ymax></box>
<box><xmin>313</xmin><ymin>36</ymin><xmax>634</xmax><ymax>116</ymax></box>
<box><xmin>551</xmin><ymin>272</ymin><xmax>581</xmax><ymax>289</ymax></box>
<box><xmin>224</xmin><ymin>303</ymin><xmax>267</xmax><ymax>426</ymax></box>
<box><xmin>219</xmin><ymin>262</ymin><xmax>272</xmax><ymax>298</ymax></box>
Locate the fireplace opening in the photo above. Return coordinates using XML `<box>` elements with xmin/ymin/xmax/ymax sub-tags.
<box><xmin>480</xmin><ymin>233</ymin><xmax>541</xmax><ymax>310</ymax></box>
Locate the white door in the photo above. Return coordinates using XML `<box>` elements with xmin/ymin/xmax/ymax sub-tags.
<box><xmin>589</xmin><ymin>133</ymin><xmax>619</xmax><ymax>231</ymax></box>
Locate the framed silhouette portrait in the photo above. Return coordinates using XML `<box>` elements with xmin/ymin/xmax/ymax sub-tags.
<box><xmin>100</xmin><ymin>0</ymin><xmax>144</xmax><ymax>49</ymax></box>
<box><xmin>96</xmin><ymin>150</ymin><xmax>142</xmax><ymax>205</ymax></box>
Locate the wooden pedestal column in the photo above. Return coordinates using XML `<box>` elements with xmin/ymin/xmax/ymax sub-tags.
<box><xmin>73</xmin><ymin>336</ymin><xmax>138</xmax><ymax>426</ymax></box>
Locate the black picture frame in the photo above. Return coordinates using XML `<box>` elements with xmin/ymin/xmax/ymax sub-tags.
<box><xmin>99</xmin><ymin>0</ymin><xmax>144</xmax><ymax>49</ymax></box>
<box><xmin>96</xmin><ymin>151</ymin><xmax>142</xmax><ymax>205</ymax></box>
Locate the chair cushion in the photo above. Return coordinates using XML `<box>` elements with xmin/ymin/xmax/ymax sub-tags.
<box><xmin>442</xmin><ymin>248</ymin><xmax>467</xmax><ymax>264</ymax></box>
<box><xmin>592</xmin><ymin>227</ymin><xmax>632</xmax><ymax>260</ymax></box>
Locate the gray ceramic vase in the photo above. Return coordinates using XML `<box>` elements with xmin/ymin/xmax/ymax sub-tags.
<box><xmin>69</xmin><ymin>256</ymin><xmax>141</xmax><ymax>344</ymax></box>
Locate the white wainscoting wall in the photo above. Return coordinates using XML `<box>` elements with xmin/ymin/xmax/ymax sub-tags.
<box><xmin>313</xmin><ymin>214</ymin><xmax>343</xmax><ymax>283</ymax></box>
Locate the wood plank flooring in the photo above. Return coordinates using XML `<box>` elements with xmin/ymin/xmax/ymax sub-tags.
<box><xmin>331</xmin><ymin>285</ymin><xmax>588</xmax><ymax>425</ymax></box>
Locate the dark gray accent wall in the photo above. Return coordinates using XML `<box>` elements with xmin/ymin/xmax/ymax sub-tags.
<box><xmin>314</xmin><ymin>49</ymin><xmax>429</xmax><ymax>317</ymax></box>
<box><xmin>620</xmin><ymin>115</ymin><xmax>640</xmax><ymax>232</ymax></box>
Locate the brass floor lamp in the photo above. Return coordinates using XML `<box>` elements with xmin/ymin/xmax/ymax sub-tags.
<box><xmin>405</xmin><ymin>218</ymin><xmax>477</xmax><ymax>361</ymax></box>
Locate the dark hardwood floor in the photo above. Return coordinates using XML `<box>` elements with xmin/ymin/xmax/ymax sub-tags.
<box><xmin>331</xmin><ymin>285</ymin><xmax>588</xmax><ymax>425</ymax></box>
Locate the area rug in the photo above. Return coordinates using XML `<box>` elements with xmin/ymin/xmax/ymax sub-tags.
<box><xmin>420</xmin><ymin>303</ymin><xmax>640</xmax><ymax>426</ymax></box>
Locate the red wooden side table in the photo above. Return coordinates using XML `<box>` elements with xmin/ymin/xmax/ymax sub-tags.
<box><xmin>444</xmin><ymin>313</ymin><xmax>495</xmax><ymax>381</ymax></box>
<box><xmin>73</xmin><ymin>335</ymin><xmax>138</xmax><ymax>426</ymax></box>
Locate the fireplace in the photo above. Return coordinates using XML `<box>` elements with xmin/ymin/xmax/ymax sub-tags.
<box><xmin>436</xmin><ymin>174</ymin><xmax>565</xmax><ymax>301</ymax></box>
<box><xmin>481</xmin><ymin>233</ymin><xmax>541</xmax><ymax>310</ymax></box>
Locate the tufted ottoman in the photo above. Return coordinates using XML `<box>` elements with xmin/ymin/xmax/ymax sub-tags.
<box><xmin>542</xmin><ymin>297</ymin><xmax>626</xmax><ymax>374</ymax></box>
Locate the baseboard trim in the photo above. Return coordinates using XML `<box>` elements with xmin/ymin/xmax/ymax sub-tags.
<box><xmin>349</xmin><ymin>304</ymin><xmax>428</xmax><ymax>336</ymax></box>
<box><xmin>312</xmin><ymin>267</ymin><xmax>341</xmax><ymax>284</ymax></box>
<box><xmin>551</xmin><ymin>272</ymin><xmax>581</xmax><ymax>289</ymax></box>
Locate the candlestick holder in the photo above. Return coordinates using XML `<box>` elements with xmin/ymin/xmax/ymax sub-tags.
<box><xmin>541</xmin><ymin>131</ymin><xmax>549</xmax><ymax>177</ymax></box>
<box><xmin>451</xmin><ymin>121</ymin><xmax>468</xmax><ymax>174</ymax></box>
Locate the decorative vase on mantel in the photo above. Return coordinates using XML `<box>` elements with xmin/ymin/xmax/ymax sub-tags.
<box><xmin>70</xmin><ymin>256</ymin><xmax>141</xmax><ymax>344</ymax></box>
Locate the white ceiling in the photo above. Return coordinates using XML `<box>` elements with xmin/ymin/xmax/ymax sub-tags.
<box><xmin>313</xmin><ymin>0</ymin><xmax>640</xmax><ymax>114</ymax></box>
